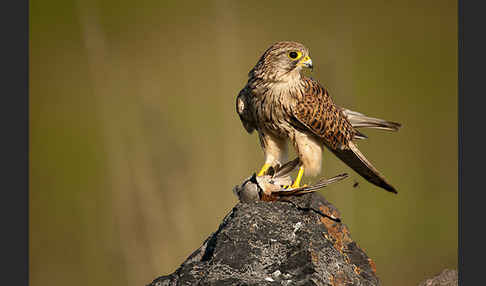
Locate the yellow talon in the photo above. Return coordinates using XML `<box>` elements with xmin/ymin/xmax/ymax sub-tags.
<box><xmin>282</xmin><ymin>166</ymin><xmax>306</xmax><ymax>189</ymax></box>
<box><xmin>257</xmin><ymin>163</ymin><xmax>272</xmax><ymax>176</ymax></box>
<box><xmin>291</xmin><ymin>166</ymin><xmax>305</xmax><ymax>188</ymax></box>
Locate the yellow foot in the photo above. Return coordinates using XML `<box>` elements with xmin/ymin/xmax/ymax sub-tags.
<box><xmin>283</xmin><ymin>166</ymin><xmax>306</xmax><ymax>189</ymax></box>
<box><xmin>257</xmin><ymin>163</ymin><xmax>272</xmax><ymax>177</ymax></box>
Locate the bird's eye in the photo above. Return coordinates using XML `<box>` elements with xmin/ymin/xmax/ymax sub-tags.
<box><xmin>288</xmin><ymin>51</ymin><xmax>302</xmax><ymax>60</ymax></box>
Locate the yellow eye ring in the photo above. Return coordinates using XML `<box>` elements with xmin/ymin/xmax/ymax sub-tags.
<box><xmin>288</xmin><ymin>51</ymin><xmax>302</xmax><ymax>60</ymax></box>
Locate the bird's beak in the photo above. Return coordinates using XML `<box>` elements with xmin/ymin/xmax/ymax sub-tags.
<box><xmin>298</xmin><ymin>56</ymin><xmax>313</xmax><ymax>71</ymax></box>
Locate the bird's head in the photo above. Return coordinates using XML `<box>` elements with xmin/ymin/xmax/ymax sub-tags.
<box><xmin>249</xmin><ymin>41</ymin><xmax>313</xmax><ymax>82</ymax></box>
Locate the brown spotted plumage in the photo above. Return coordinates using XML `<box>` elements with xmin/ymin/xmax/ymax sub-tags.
<box><xmin>292</xmin><ymin>78</ymin><xmax>355</xmax><ymax>150</ymax></box>
<box><xmin>236</xmin><ymin>41</ymin><xmax>401</xmax><ymax>193</ymax></box>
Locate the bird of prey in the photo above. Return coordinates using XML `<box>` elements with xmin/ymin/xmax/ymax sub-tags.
<box><xmin>236</xmin><ymin>41</ymin><xmax>401</xmax><ymax>193</ymax></box>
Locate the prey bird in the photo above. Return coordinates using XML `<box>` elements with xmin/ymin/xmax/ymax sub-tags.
<box><xmin>236</xmin><ymin>41</ymin><xmax>401</xmax><ymax>193</ymax></box>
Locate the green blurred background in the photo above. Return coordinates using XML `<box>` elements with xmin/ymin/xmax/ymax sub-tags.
<box><xmin>30</xmin><ymin>0</ymin><xmax>457</xmax><ymax>285</ymax></box>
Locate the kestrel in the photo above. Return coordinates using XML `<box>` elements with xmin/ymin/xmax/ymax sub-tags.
<box><xmin>236</xmin><ymin>41</ymin><xmax>401</xmax><ymax>193</ymax></box>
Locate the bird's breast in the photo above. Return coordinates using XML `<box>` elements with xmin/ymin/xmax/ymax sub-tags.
<box><xmin>250</xmin><ymin>84</ymin><xmax>299</xmax><ymax>138</ymax></box>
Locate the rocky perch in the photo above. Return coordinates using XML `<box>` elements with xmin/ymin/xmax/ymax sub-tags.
<box><xmin>148</xmin><ymin>189</ymin><xmax>380</xmax><ymax>286</ymax></box>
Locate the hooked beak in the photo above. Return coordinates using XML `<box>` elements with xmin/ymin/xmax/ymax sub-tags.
<box><xmin>298</xmin><ymin>56</ymin><xmax>313</xmax><ymax>71</ymax></box>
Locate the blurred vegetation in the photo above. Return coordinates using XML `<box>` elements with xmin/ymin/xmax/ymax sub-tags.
<box><xmin>30</xmin><ymin>0</ymin><xmax>457</xmax><ymax>285</ymax></box>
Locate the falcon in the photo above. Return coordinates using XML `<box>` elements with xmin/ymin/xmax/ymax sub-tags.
<box><xmin>236</xmin><ymin>41</ymin><xmax>401</xmax><ymax>193</ymax></box>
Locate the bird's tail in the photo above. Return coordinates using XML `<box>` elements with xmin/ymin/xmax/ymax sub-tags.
<box><xmin>341</xmin><ymin>108</ymin><xmax>401</xmax><ymax>137</ymax></box>
<box><xmin>330</xmin><ymin>141</ymin><xmax>397</xmax><ymax>194</ymax></box>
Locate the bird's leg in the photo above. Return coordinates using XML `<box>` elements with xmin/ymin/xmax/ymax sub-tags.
<box><xmin>291</xmin><ymin>165</ymin><xmax>305</xmax><ymax>188</ymax></box>
<box><xmin>257</xmin><ymin>163</ymin><xmax>272</xmax><ymax>176</ymax></box>
<box><xmin>282</xmin><ymin>166</ymin><xmax>308</xmax><ymax>189</ymax></box>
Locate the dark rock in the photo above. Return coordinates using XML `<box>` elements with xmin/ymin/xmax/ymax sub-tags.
<box><xmin>147</xmin><ymin>192</ymin><xmax>380</xmax><ymax>286</ymax></box>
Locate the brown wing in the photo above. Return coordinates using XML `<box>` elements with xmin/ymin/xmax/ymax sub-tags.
<box><xmin>236</xmin><ymin>87</ymin><xmax>256</xmax><ymax>134</ymax></box>
<box><xmin>291</xmin><ymin>77</ymin><xmax>355</xmax><ymax>150</ymax></box>
<box><xmin>290</xmin><ymin>77</ymin><xmax>398</xmax><ymax>194</ymax></box>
